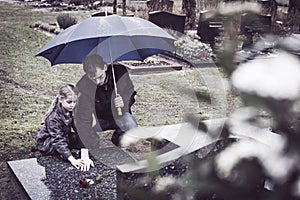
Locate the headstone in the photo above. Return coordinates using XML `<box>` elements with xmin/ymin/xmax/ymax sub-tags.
<box><xmin>91</xmin><ymin>12</ymin><xmax>134</xmax><ymax>17</ymax></box>
<box><xmin>146</xmin><ymin>0</ymin><xmax>173</xmax><ymax>12</ymax></box>
<box><xmin>240</xmin><ymin>13</ymin><xmax>272</xmax><ymax>47</ymax></box>
<box><xmin>196</xmin><ymin>10</ymin><xmax>225</xmax><ymax>49</ymax></box>
<box><xmin>148</xmin><ymin>11</ymin><xmax>186</xmax><ymax>33</ymax></box>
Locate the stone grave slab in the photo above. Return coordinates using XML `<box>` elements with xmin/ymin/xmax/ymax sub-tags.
<box><xmin>197</xmin><ymin>10</ymin><xmax>225</xmax><ymax>49</ymax></box>
<box><xmin>119</xmin><ymin>54</ymin><xmax>183</xmax><ymax>74</ymax></box>
<box><xmin>148</xmin><ymin>11</ymin><xmax>186</xmax><ymax>33</ymax></box>
<box><xmin>240</xmin><ymin>13</ymin><xmax>271</xmax><ymax>47</ymax></box>
<box><xmin>8</xmin><ymin>156</ymin><xmax>117</xmax><ymax>200</ymax></box>
<box><xmin>116</xmin><ymin>138</ymin><xmax>237</xmax><ymax>200</ymax></box>
<box><xmin>116</xmin><ymin>118</ymin><xmax>281</xmax><ymax>199</ymax></box>
<box><xmin>116</xmin><ymin>118</ymin><xmax>228</xmax><ymax>173</ymax></box>
<box><xmin>117</xmin><ymin>118</ymin><xmax>281</xmax><ymax>173</ymax></box>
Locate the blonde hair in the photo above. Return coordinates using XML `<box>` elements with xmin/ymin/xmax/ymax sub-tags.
<box><xmin>43</xmin><ymin>84</ymin><xmax>78</xmax><ymax>123</ymax></box>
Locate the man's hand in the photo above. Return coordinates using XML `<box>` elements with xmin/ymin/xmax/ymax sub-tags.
<box><xmin>68</xmin><ymin>156</ymin><xmax>85</xmax><ymax>170</ymax></box>
<box><xmin>80</xmin><ymin>148</ymin><xmax>94</xmax><ymax>171</ymax></box>
<box><xmin>114</xmin><ymin>94</ymin><xmax>124</xmax><ymax>108</ymax></box>
<box><xmin>80</xmin><ymin>158</ymin><xmax>95</xmax><ymax>171</ymax></box>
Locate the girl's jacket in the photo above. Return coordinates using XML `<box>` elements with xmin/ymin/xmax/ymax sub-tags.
<box><xmin>35</xmin><ymin>104</ymin><xmax>75</xmax><ymax>160</ymax></box>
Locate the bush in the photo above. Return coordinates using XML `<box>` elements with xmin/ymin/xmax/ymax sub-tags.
<box><xmin>56</xmin><ymin>13</ymin><xmax>77</xmax><ymax>30</ymax></box>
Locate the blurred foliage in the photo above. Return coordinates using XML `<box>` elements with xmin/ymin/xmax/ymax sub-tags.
<box><xmin>125</xmin><ymin>1</ymin><xmax>300</xmax><ymax>200</ymax></box>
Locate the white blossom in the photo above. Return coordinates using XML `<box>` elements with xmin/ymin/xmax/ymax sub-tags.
<box><xmin>215</xmin><ymin>139</ymin><xmax>294</xmax><ymax>183</ymax></box>
<box><xmin>231</xmin><ymin>51</ymin><xmax>300</xmax><ymax>100</ymax></box>
<box><xmin>154</xmin><ymin>176</ymin><xmax>177</xmax><ymax>192</ymax></box>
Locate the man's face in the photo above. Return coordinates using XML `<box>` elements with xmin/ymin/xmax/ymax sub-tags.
<box><xmin>87</xmin><ymin>65</ymin><xmax>107</xmax><ymax>86</ymax></box>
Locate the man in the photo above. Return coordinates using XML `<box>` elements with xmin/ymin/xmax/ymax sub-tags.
<box><xmin>74</xmin><ymin>54</ymin><xmax>138</xmax><ymax>148</ymax></box>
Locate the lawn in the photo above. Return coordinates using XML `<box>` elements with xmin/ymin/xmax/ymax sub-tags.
<box><xmin>0</xmin><ymin>1</ymin><xmax>238</xmax><ymax>198</ymax></box>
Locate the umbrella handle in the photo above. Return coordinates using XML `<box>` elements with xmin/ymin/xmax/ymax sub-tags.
<box><xmin>117</xmin><ymin>107</ymin><xmax>122</xmax><ymax>116</ymax></box>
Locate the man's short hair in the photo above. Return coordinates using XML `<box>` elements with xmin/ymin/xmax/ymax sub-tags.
<box><xmin>83</xmin><ymin>54</ymin><xmax>106</xmax><ymax>76</ymax></box>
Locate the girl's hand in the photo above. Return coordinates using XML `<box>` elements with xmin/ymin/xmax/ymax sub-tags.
<box><xmin>80</xmin><ymin>148</ymin><xmax>94</xmax><ymax>171</ymax></box>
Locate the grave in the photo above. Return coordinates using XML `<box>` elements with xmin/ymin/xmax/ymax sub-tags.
<box><xmin>148</xmin><ymin>11</ymin><xmax>186</xmax><ymax>34</ymax></box>
<box><xmin>91</xmin><ymin>11</ymin><xmax>113</xmax><ymax>17</ymax></box>
<box><xmin>119</xmin><ymin>54</ymin><xmax>183</xmax><ymax>74</ymax></box>
<box><xmin>146</xmin><ymin>0</ymin><xmax>173</xmax><ymax>12</ymax></box>
<box><xmin>116</xmin><ymin>118</ymin><xmax>281</xmax><ymax>198</ymax></box>
<box><xmin>196</xmin><ymin>10</ymin><xmax>225</xmax><ymax>49</ymax></box>
<box><xmin>240</xmin><ymin>13</ymin><xmax>272</xmax><ymax>48</ymax></box>
<box><xmin>8</xmin><ymin>119</ymin><xmax>281</xmax><ymax>199</ymax></box>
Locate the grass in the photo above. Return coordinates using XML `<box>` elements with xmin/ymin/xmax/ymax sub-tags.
<box><xmin>0</xmin><ymin>1</ymin><xmax>237</xmax><ymax>161</ymax></box>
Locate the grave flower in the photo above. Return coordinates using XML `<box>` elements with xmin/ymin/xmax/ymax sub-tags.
<box><xmin>79</xmin><ymin>178</ymin><xmax>91</xmax><ymax>188</ymax></box>
<box><xmin>174</xmin><ymin>36</ymin><xmax>213</xmax><ymax>62</ymax></box>
<box><xmin>79</xmin><ymin>175</ymin><xmax>103</xmax><ymax>188</ymax></box>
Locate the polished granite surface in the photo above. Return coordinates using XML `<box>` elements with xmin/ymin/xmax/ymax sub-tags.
<box><xmin>8</xmin><ymin>155</ymin><xmax>117</xmax><ymax>200</ymax></box>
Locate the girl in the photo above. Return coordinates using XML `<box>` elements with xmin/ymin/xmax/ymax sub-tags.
<box><xmin>35</xmin><ymin>84</ymin><xmax>94</xmax><ymax>171</ymax></box>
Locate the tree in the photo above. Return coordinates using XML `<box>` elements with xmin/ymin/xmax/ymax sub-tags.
<box><xmin>182</xmin><ymin>0</ymin><xmax>197</xmax><ymax>29</ymax></box>
<box><xmin>113</xmin><ymin>0</ymin><xmax>117</xmax><ymax>14</ymax></box>
<box><xmin>122</xmin><ymin>0</ymin><xmax>126</xmax><ymax>15</ymax></box>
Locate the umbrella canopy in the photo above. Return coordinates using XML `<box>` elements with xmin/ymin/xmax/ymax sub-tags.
<box><xmin>36</xmin><ymin>15</ymin><xmax>175</xmax><ymax>65</ymax></box>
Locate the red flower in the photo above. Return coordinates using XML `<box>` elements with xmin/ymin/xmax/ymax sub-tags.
<box><xmin>79</xmin><ymin>179</ymin><xmax>89</xmax><ymax>188</ymax></box>
<box><xmin>79</xmin><ymin>178</ymin><xmax>95</xmax><ymax>188</ymax></box>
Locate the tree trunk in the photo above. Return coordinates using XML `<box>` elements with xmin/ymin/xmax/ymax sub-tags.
<box><xmin>182</xmin><ymin>0</ymin><xmax>196</xmax><ymax>29</ymax></box>
<box><xmin>122</xmin><ymin>0</ymin><xmax>126</xmax><ymax>15</ymax></box>
<box><xmin>113</xmin><ymin>0</ymin><xmax>117</xmax><ymax>14</ymax></box>
<box><xmin>146</xmin><ymin>0</ymin><xmax>173</xmax><ymax>12</ymax></box>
